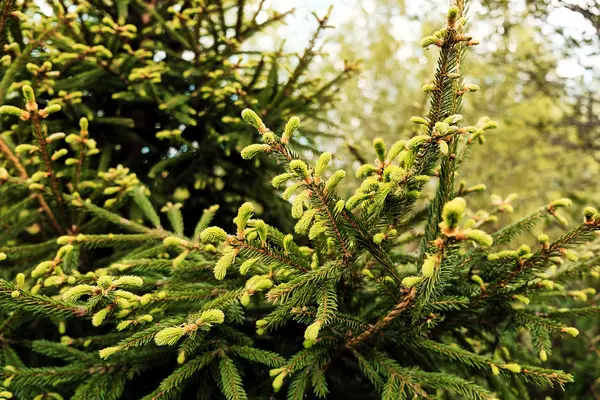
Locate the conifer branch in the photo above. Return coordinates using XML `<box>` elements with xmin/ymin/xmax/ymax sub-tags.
<box><xmin>344</xmin><ymin>287</ymin><xmax>416</xmax><ymax>350</ymax></box>
<box><xmin>0</xmin><ymin>280</ymin><xmax>87</xmax><ymax>321</ymax></box>
<box><xmin>0</xmin><ymin>136</ymin><xmax>63</xmax><ymax>233</ymax></box>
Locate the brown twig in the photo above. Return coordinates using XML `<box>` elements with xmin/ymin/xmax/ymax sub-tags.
<box><xmin>0</xmin><ymin>136</ymin><xmax>63</xmax><ymax>234</ymax></box>
<box><xmin>30</xmin><ymin>113</ymin><xmax>64</xmax><ymax>207</ymax></box>
<box><xmin>345</xmin><ymin>287</ymin><xmax>416</xmax><ymax>350</ymax></box>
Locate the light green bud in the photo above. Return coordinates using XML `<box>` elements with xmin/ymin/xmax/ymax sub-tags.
<box><xmin>289</xmin><ymin>160</ymin><xmax>310</xmax><ymax>179</ymax></box>
<box><xmin>199</xmin><ymin>227</ymin><xmax>228</xmax><ymax>243</ymax></box>
<box><xmin>421</xmin><ymin>36</ymin><xmax>439</xmax><ymax>48</ymax></box>
<box><xmin>441</xmin><ymin>197</ymin><xmax>466</xmax><ymax>230</ymax></box>
<box><xmin>154</xmin><ymin>326</ymin><xmax>186</xmax><ymax>346</ymax></box>
<box><xmin>241</xmin><ymin>144</ymin><xmax>271</xmax><ymax>160</ymax></box>
<box><xmin>402</xmin><ymin>276</ymin><xmax>423</xmax><ymax>288</ymax></box>
<box><xmin>325</xmin><ymin>170</ymin><xmax>345</xmax><ymax>193</ymax></box>
<box><xmin>241</xmin><ymin>109</ymin><xmax>265</xmax><ymax>131</ymax></box>
<box><xmin>282</xmin><ymin>116</ymin><xmax>300</xmax><ymax>143</ymax></box>
<box><xmin>315</xmin><ymin>152</ymin><xmax>332</xmax><ymax>178</ymax></box>
<box><xmin>464</xmin><ymin>229</ymin><xmax>493</xmax><ymax>247</ymax></box>
<box><xmin>198</xmin><ymin>309</ymin><xmax>225</xmax><ymax>325</ymax></box>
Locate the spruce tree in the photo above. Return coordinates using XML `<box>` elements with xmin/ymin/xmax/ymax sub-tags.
<box><xmin>0</xmin><ymin>0</ymin><xmax>356</xmax><ymax>230</ymax></box>
<box><xmin>0</xmin><ymin>1</ymin><xmax>599</xmax><ymax>400</ymax></box>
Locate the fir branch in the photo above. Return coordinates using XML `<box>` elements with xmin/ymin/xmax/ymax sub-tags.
<box><xmin>0</xmin><ymin>280</ymin><xmax>87</xmax><ymax>321</ymax></box>
<box><xmin>147</xmin><ymin>352</ymin><xmax>217</xmax><ymax>400</ymax></box>
<box><xmin>419</xmin><ymin>8</ymin><xmax>467</xmax><ymax>260</ymax></box>
<box><xmin>344</xmin><ymin>287</ymin><xmax>416</xmax><ymax>350</ymax></box>
<box><xmin>491</xmin><ymin>209</ymin><xmax>546</xmax><ymax>246</ymax></box>
<box><xmin>218</xmin><ymin>354</ymin><xmax>248</xmax><ymax>400</ymax></box>
<box><xmin>234</xmin><ymin>239</ymin><xmax>309</xmax><ymax>273</ymax></box>
<box><xmin>229</xmin><ymin>345</ymin><xmax>286</xmax><ymax>368</ymax></box>
<box><xmin>0</xmin><ymin>137</ymin><xmax>63</xmax><ymax>233</ymax></box>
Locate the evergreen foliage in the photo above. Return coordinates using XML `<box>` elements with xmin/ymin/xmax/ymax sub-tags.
<box><xmin>0</xmin><ymin>0</ymin><xmax>356</xmax><ymax>230</ymax></box>
<box><xmin>0</xmin><ymin>1</ymin><xmax>599</xmax><ymax>399</ymax></box>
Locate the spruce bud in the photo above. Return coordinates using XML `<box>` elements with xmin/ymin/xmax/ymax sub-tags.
<box><xmin>325</xmin><ymin>170</ymin><xmax>345</xmax><ymax>193</ymax></box>
<box><xmin>464</xmin><ymin>83</ymin><xmax>480</xmax><ymax>92</ymax></box>
<box><xmin>410</xmin><ymin>116</ymin><xmax>429</xmax><ymax>126</ymax></box>
<box><xmin>214</xmin><ymin>248</ymin><xmax>237</xmax><ymax>280</ymax></box>
<box><xmin>112</xmin><ymin>276</ymin><xmax>143</xmax><ymax>287</ymax></box>
<box><xmin>315</xmin><ymin>152</ymin><xmax>332</xmax><ymax>178</ymax></box>
<box><xmin>422</xmin><ymin>254</ymin><xmax>439</xmax><ymax>278</ymax></box>
<box><xmin>512</xmin><ymin>294</ymin><xmax>530</xmax><ymax>305</ymax></box>
<box><xmin>583</xmin><ymin>207</ymin><xmax>599</xmax><ymax>223</ymax></box>
<box><xmin>282</xmin><ymin>116</ymin><xmax>300</xmax><ymax>144</ymax></box>
<box><xmin>355</xmin><ymin>164</ymin><xmax>378</xmax><ymax>178</ymax></box>
<box><xmin>235</xmin><ymin>202</ymin><xmax>254</xmax><ymax>232</ymax></box>
<box><xmin>40</xmin><ymin>104</ymin><xmax>61</xmax><ymax>117</ymax></box>
<box><xmin>15</xmin><ymin>144</ymin><xmax>38</xmax><ymax>154</ymax></box>
<box><xmin>282</xmin><ymin>182</ymin><xmax>302</xmax><ymax>200</ymax></box>
<box><xmin>22</xmin><ymin>85</ymin><xmax>37</xmax><ymax>110</ymax></box>
<box><xmin>464</xmin><ymin>229</ymin><xmax>493</xmax><ymax>247</ymax></box>
<box><xmin>239</xmin><ymin>258</ymin><xmax>259</xmax><ymax>275</ymax></box>
<box><xmin>448</xmin><ymin>5</ymin><xmax>459</xmax><ymax>21</ymax></box>
<box><xmin>421</xmin><ymin>36</ymin><xmax>439</xmax><ymax>49</ymax></box>
<box><xmin>92</xmin><ymin>307</ymin><xmax>111</xmax><ymax>326</ymax></box>
<box><xmin>272</xmin><ymin>372</ymin><xmax>286</xmax><ymax>392</ymax></box>
<box><xmin>422</xmin><ymin>83</ymin><xmax>436</xmax><ymax>92</ymax></box>
<box><xmin>387</xmin><ymin>140</ymin><xmax>406</xmax><ymax>161</ymax></box>
<box><xmin>490</xmin><ymin>364</ymin><xmax>500</xmax><ymax>376</ymax></box>
<box><xmin>373</xmin><ymin>233</ymin><xmax>386</xmax><ymax>244</ymax></box>
<box><xmin>241</xmin><ymin>109</ymin><xmax>265</xmax><ymax>131</ymax></box>
<box><xmin>255</xmin><ymin>220</ymin><xmax>268</xmax><ymax>244</ymax></box>
<box><xmin>198</xmin><ymin>309</ymin><xmax>225</xmax><ymax>325</ymax></box>
<box><xmin>289</xmin><ymin>160</ymin><xmax>310</xmax><ymax>179</ymax></box>
<box><xmin>550</xmin><ymin>198</ymin><xmax>572</xmax><ymax>209</ymax></box>
<box><xmin>441</xmin><ymin>197</ymin><xmax>466</xmax><ymax>230</ymax></box>
<box><xmin>402</xmin><ymin>276</ymin><xmax>423</xmax><ymax>288</ymax></box>
<box><xmin>51</xmin><ymin>149</ymin><xmax>68</xmax><ymax>161</ymax></box>
<box><xmin>99</xmin><ymin>346</ymin><xmax>120</xmax><ymax>359</ymax></box>
<box><xmin>154</xmin><ymin>327</ymin><xmax>186</xmax><ymax>346</ymax></box>
<box><xmin>502</xmin><ymin>363</ymin><xmax>522</xmax><ymax>373</ymax></box>
<box><xmin>373</xmin><ymin>138</ymin><xmax>386</xmax><ymax>161</ymax></box>
<box><xmin>434</xmin><ymin>122</ymin><xmax>450</xmax><ymax>135</ymax></box>
<box><xmin>272</xmin><ymin>173</ymin><xmax>295</xmax><ymax>188</ymax></box>
<box><xmin>294</xmin><ymin>209</ymin><xmax>317</xmax><ymax>234</ymax></box>
<box><xmin>560</xmin><ymin>327</ymin><xmax>579</xmax><ymax>337</ymax></box>
<box><xmin>46</xmin><ymin>132</ymin><xmax>66</xmax><ymax>143</ymax></box>
<box><xmin>283</xmin><ymin>234</ymin><xmax>294</xmax><ymax>254</ymax></box>
<box><xmin>79</xmin><ymin>117</ymin><xmax>89</xmax><ymax>132</ymax></box>
<box><xmin>308</xmin><ymin>220</ymin><xmax>328</xmax><ymax>240</ymax></box>
<box><xmin>304</xmin><ymin>321</ymin><xmax>322</xmax><ymax>342</ymax></box>
<box><xmin>241</xmin><ymin>144</ymin><xmax>271</xmax><ymax>160</ymax></box>
<box><xmin>199</xmin><ymin>227</ymin><xmax>228</xmax><ymax>243</ymax></box>
<box><xmin>163</xmin><ymin>236</ymin><xmax>189</xmax><ymax>247</ymax></box>
<box><xmin>438</xmin><ymin>140</ymin><xmax>449</xmax><ymax>155</ymax></box>
<box><xmin>405</xmin><ymin>135</ymin><xmax>431</xmax><ymax>150</ymax></box>
<box><xmin>0</xmin><ymin>105</ymin><xmax>26</xmax><ymax>118</ymax></box>
<box><xmin>291</xmin><ymin>190</ymin><xmax>309</xmax><ymax>219</ymax></box>
<box><xmin>471</xmin><ymin>275</ymin><xmax>485</xmax><ymax>288</ymax></box>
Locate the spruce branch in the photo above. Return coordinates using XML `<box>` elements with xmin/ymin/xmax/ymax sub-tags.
<box><xmin>0</xmin><ymin>136</ymin><xmax>63</xmax><ymax>233</ymax></box>
<box><xmin>0</xmin><ymin>280</ymin><xmax>87</xmax><ymax>321</ymax></box>
<box><xmin>344</xmin><ymin>287</ymin><xmax>416</xmax><ymax>350</ymax></box>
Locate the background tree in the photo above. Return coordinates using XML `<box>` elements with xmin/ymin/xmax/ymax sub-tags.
<box><xmin>0</xmin><ymin>0</ymin><xmax>357</xmax><ymax>232</ymax></box>
<box><xmin>318</xmin><ymin>0</ymin><xmax>599</xmax><ymax>218</ymax></box>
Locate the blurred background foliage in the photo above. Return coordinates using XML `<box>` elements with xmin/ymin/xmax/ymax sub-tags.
<box><xmin>266</xmin><ymin>0</ymin><xmax>599</xmax><ymax>221</ymax></box>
